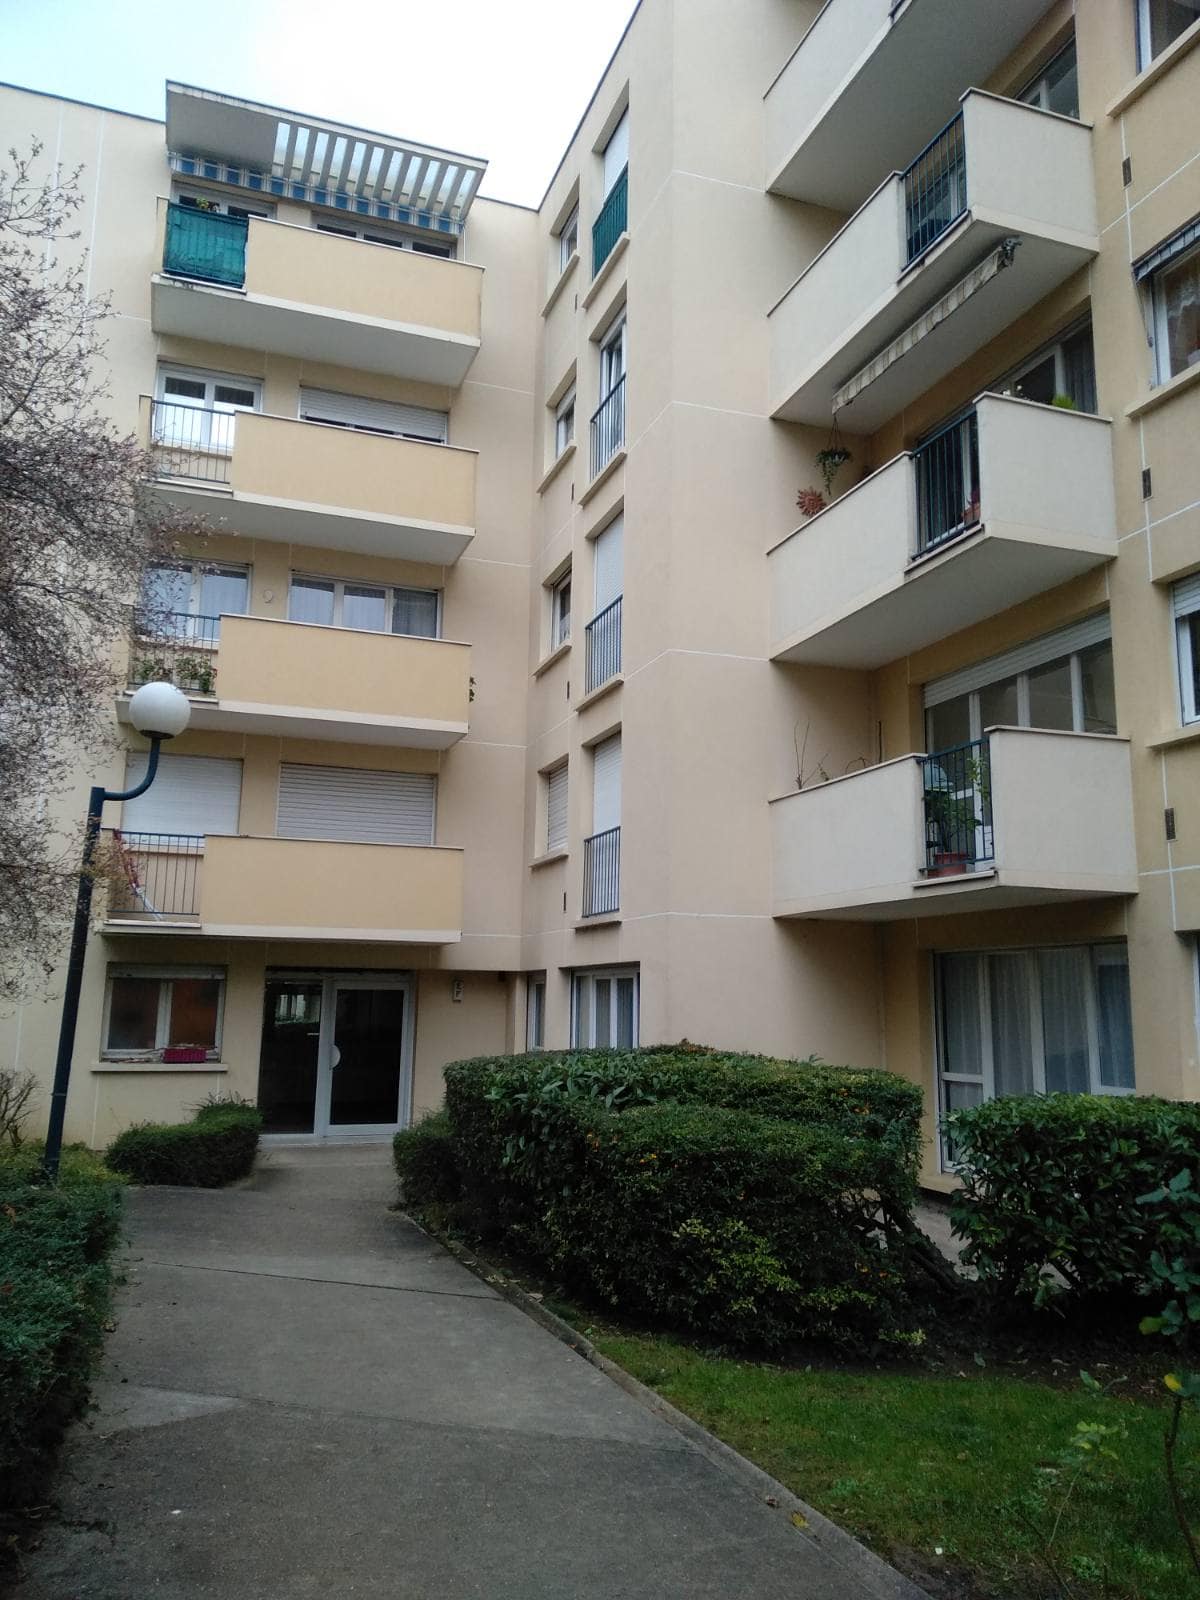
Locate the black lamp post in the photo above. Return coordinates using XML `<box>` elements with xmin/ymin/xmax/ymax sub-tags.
<box><xmin>42</xmin><ymin>681</ymin><xmax>192</xmax><ymax>1181</ymax></box>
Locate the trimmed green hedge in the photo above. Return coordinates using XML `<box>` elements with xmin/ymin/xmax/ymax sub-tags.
<box><xmin>948</xmin><ymin>1093</ymin><xmax>1200</xmax><ymax>1304</ymax></box>
<box><xmin>393</xmin><ymin>1111</ymin><xmax>460</xmax><ymax>1205</ymax></box>
<box><xmin>106</xmin><ymin>1102</ymin><xmax>263</xmax><ymax>1187</ymax></box>
<box><xmin>0</xmin><ymin>1181</ymin><xmax>124</xmax><ymax>1507</ymax></box>
<box><xmin>409</xmin><ymin>1046</ymin><xmax>928</xmax><ymax>1350</ymax></box>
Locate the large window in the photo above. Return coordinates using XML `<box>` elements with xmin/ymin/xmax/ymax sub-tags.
<box><xmin>102</xmin><ymin>966</ymin><xmax>225</xmax><ymax>1061</ymax></box>
<box><xmin>937</xmin><ymin>944</ymin><xmax>1135</xmax><ymax>1156</ymax></box>
<box><xmin>141</xmin><ymin>560</ymin><xmax>250</xmax><ymax>641</ymax></box>
<box><xmin>1174</xmin><ymin>574</ymin><xmax>1200</xmax><ymax>723</ymax></box>
<box><xmin>289</xmin><ymin>575</ymin><xmax>439</xmax><ymax>638</ymax></box>
<box><xmin>550</xmin><ymin>568</ymin><xmax>572</xmax><ymax>650</ymax></box>
<box><xmin>299</xmin><ymin>388</ymin><xmax>448</xmax><ymax>444</ymax></box>
<box><xmin>993</xmin><ymin>321</ymin><xmax>1097</xmax><ymax>413</ymax></box>
<box><xmin>1137</xmin><ymin>0</ymin><xmax>1200</xmax><ymax>67</ymax></box>
<box><xmin>1148</xmin><ymin>236</ymin><xmax>1200</xmax><ymax>383</ymax></box>
<box><xmin>557</xmin><ymin>205</ymin><xmax>579</xmax><ymax>272</ymax></box>
<box><xmin>153</xmin><ymin>367</ymin><xmax>261</xmax><ymax>453</ymax></box>
<box><xmin>572</xmin><ymin>967</ymin><xmax>638</xmax><ymax>1048</ymax></box>
<box><xmin>526</xmin><ymin>976</ymin><xmax>546</xmax><ymax>1050</ymax></box>
<box><xmin>174</xmin><ymin>188</ymin><xmax>273</xmax><ymax>221</ymax></box>
<box><xmin>313</xmin><ymin>217</ymin><xmax>454</xmax><ymax>257</ymax></box>
<box><xmin>555</xmin><ymin>387</ymin><xmax>576</xmax><ymax>457</ymax></box>
<box><xmin>545</xmin><ymin>762</ymin><xmax>568</xmax><ymax>854</ymax></box>
<box><xmin>1018</xmin><ymin>38</ymin><xmax>1079</xmax><ymax>119</ymax></box>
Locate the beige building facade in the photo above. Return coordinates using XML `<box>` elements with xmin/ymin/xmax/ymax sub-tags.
<box><xmin>3</xmin><ymin>0</ymin><xmax>1200</xmax><ymax>1184</ymax></box>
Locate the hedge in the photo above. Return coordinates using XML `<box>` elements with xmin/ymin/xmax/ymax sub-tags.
<box><xmin>0</xmin><ymin>1180</ymin><xmax>124</xmax><ymax>1508</ymax></box>
<box><xmin>393</xmin><ymin>1111</ymin><xmax>461</xmax><ymax>1205</ymax></box>
<box><xmin>106</xmin><ymin>1102</ymin><xmax>263</xmax><ymax>1187</ymax></box>
<box><xmin>410</xmin><ymin>1046</ymin><xmax>928</xmax><ymax>1350</ymax></box>
<box><xmin>947</xmin><ymin>1093</ymin><xmax>1200</xmax><ymax>1304</ymax></box>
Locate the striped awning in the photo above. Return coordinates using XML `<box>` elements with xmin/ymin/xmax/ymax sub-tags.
<box><xmin>833</xmin><ymin>238</ymin><xmax>1022</xmax><ymax>414</ymax></box>
<box><xmin>1133</xmin><ymin>215</ymin><xmax>1200</xmax><ymax>283</ymax></box>
<box><xmin>165</xmin><ymin>82</ymin><xmax>486</xmax><ymax>231</ymax></box>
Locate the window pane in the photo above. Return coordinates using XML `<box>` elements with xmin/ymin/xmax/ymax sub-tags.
<box><xmin>938</xmin><ymin>954</ymin><xmax>983</xmax><ymax>1080</ymax></box>
<box><xmin>167</xmin><ymin>978</ymin><xmax>221</xmax><ymax>1051</ymax></box>
<box><xmin>1079</xmin><ymin>641</ymin><xmax>1117</xmax><ymax>733</ymax></box>
<box><xmin>1183</xmin><ymin>614</ymin><xmax>1200</xmax><ymax>721</ymax></box>
<box><xmin>979</xmin><ymin>674</ymin><xmax>1020</xmax><ymax>730</ymax></box>
<box><xmin>213</xmin><ymin>384</ymin><xmax>257</xmax><ymax>409</ymax></box>
<box><xmin>1027</xmin><ymin>656</ymin><xmax>1074</xmax><ymax>730</ymax></box>
<box><xmin>392</xmin><ymin>589</ymin><xmax>439</xmax><ymax>638</ymax></box>
<box><xmin>1147</xmin><ymin>0</ymin><xmax>1200</xmax><ymax>58</ymax></box>
<box><xmin>927</xmin><ymin>695</ymin><xmax>971</xmax><ymax>752</ymax></box>
<box><xmin>1043</xmin><ymin>42</ymin><xmax>1079</xmax><ymax>119</ymax></box>
<box><xmin>1159</xmin><ymin>247</ymin><xmax>1200</xmax><ymax>379</ymax></box>
<box><xmin>290</xmin><ymin>578</ymin><xmax>335</xmax><ymax>626</ymax></box>
<box><xmin>163</xmin><ymin>375</ymin><xmax>206</xmax><ymax>401</ymax></box>
<box><xmin>989</xmin><ymin>954</ymin><xmax>1035</xmax><ymax>1097</ymax></box>
<box><xmin>1094</xmin><ymin>950</ymin><xmax>1135</xmax><ymax>1089</ymax></box>
<box><xmin>572</xmin><ymin>976</ymin><xmax>590</xmax><ymax>1046</ymax></box>
<box><xmin>1039</xmin><ymin>947</ymin><xmax>1092</xmax><ymax>1093</ymax></box>
<box><xmin>142</xmin><ymin>564</ymin><xmax>192</xmax><ymax>619</ymax></box>
<box><xmin>1062</xmin><ymin>325</ymin><xmax>1098</xmax><ymax>413</ymax></box>
<box><xmin>615</xmin><ymin>977</ymin><xmax>636</xmax><ymax>1047</ymax></box>
<box><xmin>199</xmin><ymin>568</ymin><xmax>248</xmax><ymax>620</ymax></box>
<box><xmin>593</xmin><ymin>978</ymin><xmax>612</xmax><ymax>1047</ymax></box>
<box><xmin>107</xmin><ymin>976</ymin><xmax>161</xmax><ymax>1051</ymax></box>
<box><xmin>342</xmin><ymin>585</ymin><xmax>388</xmax><ymax>632</ymax></box>
<box><xmin>1012</xmin><ymin>352</ymin><xmax>1057</xmax><ymax>406</ymax></box>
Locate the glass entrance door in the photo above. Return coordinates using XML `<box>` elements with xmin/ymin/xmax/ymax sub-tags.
<box><xmin>258</xmin><ymin>980</ymin><xmax>323</xmax><ymax>1134</ymax></box>
<box><xmin>328</xmin><ymin>984</ymin><xmax>409</xmax><ymax>1132</ymax></box>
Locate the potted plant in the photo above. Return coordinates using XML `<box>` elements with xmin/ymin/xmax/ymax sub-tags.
<box><xmin>162</xmin><ymin>1045</ymin><xmax>208</xmax><ymax>1064</ymax></box>
<box><xmin>815</xmin><ymin>445</ymin><xmax>853</xmax><ymax>497</ymax></box>
<box><xmin>923</xmin><ymin>752</ymin><xmax>989</xmax><ymax>876</ymax></box>
<box><xmin>1050</xmin><ymin>392</ymin><xmax>1078</xmax><ymax>410</ymax></box>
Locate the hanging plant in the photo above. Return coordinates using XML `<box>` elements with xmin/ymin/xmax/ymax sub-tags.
<box><xmin>815</xmin><ymin>415</ymin><xmax>853</xmax><ymax>497</ymax></box>
<box><xmin>796</xmin><ymin>486</ymin><xmax>827</xmax><ymax>519</ymax></box>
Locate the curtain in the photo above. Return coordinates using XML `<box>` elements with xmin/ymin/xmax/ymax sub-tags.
<box><xmin>1163</xmin><ymin>249</ymin><xmax>1200</xmax><ymax>376</ymax></box>
<box><xmin>1094</xmin><ymin>952</ymin><xmax>1136</xmax><ymax>1090</ymax></box>
<box><xmin>939</xmin><ymin>955</ymin><xmax>984</xmax><ymax>1082</ymax></box>
<box><xmin>289</xmin><ymin>579</ymin><xmax>335</xmax><ymax>626</ymax></box>
<box><xmin>392</xmin><ymin>589</ymin><xmax>439</xmax><ymax>638</ymax></box>
<box><xmin>989</xmin><ymin>953</ymin><xmax>1035</xmax><ymax>1097</ymax></box>
<box><xmin>1039</xmin><ymin>948</ymin><xmax>1091</xmax><ymax>1093</ymax></box>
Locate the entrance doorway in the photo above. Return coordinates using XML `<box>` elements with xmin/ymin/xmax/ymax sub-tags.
<box><xmin>257</xmin><ymin>973</ymin><xmax>414</xmax><ymax>1140</ymax></box>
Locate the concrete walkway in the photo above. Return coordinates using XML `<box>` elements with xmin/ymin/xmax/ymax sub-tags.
<box><xmin>18</xmin><ymin>1146</ymin><xmax>918</xmax><ymax>1599</ymax></box>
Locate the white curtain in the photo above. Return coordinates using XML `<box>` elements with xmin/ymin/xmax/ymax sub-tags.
<box><xmin>1094</xmin><ymin>952</ymin><xmax>1135</xmax><ymax>1090</ymax></box>
<box><xmin>1039</xmin><ymin>948</ymin><xmax>1091</xmax><ymax>1093</ymax></box>
<box><xmin>989</xmin><ymin>953</ymin><xmax>1035</xmax><ymax>1097</ymax></box>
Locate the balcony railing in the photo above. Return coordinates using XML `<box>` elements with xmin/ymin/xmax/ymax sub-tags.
<box><xmin>592</xmin><ymin>167</ymin><xmax>628</xmax><ymax>277</ymax></box>
<box><xmin>584</xmin><ymin>596</ymin><xmax>622</xmax><ymax>694</ymax></box>
<box><xmin>903</xmin><ymin>111</ymin><xmax>967</xmax><ymax>264</ymax></box>
<box><xmin>582</xmin><ymin>825</ymin><xmax>620</xmax><ymax>917</ymax></box>
<box><xmin>129</xmin><ymin>611</ymin><xmax>221</xmax><ymax>695</ymax></box>
<box><xmin>149</xmin><ymin>399</ymin><xmax>238</xmax><ymax>484</ymax></box>
<box><xmin>914</xmin><ymin>409</ymin><xmax>980</xmax><ymax>554</ymax></box>
<box><xmin>921</xmin><ymin>738</ymin><xmax>993</xmax><ymax>877</ymax></box>
<box><xmin>102</xmin><ymin>830</ymin><xmax>202</xmax><ymax>920</ymax></box>
<box><xmin>590</xmin><ymin>375</ymin><xmax>626</xmax><ymax>478</ymax></box>
<box><xmin>163</xmin><ymin>202</ymin><xmax>248</xmax><ymax>286</ymax></box>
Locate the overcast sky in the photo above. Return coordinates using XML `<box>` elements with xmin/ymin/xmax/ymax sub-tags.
<box><xmin>0</xmin><ymin>0</ymin><xmax>639</xmax><ymax>207</ymax></box>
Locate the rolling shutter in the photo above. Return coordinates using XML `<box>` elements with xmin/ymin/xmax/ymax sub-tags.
<box><xmin>924</xmin><ymin>614</ymin><xmax>1112</xmax><ymax>709</ymax></box>
<box><xmin>1173</xmin><ymin>572</ymin><xmax>1200</xmax><ymax>617</ymax></box>
<box><xmin>592</xmin><ymin>735</ymin><xmax>621</xmax><ymax>834</ymax></box>
<box><xmin>276</xmin><ymin>764</ymin><xmax>436</xmax><ymax>845</ymax></box>
<box><xmin>603</xmin><ymin>110</ymin><xmax>629</xmax><ymax>196</ymax></box>
<box><xmin>546</xmin><ymin>763</ymin><xmax>568</xmax><ymax>853</ymax></box>
<box><xmin>593</xmin><ymin>515</ymin><xmax>623</xmax><ymax>611</ymax></box>
<box><xmin>121</xmin><ymin>754</ymin><xmax>242</xmax><ymax>836</ymax></box>
<box><xmin>299</xmin><ymin>388</ymin><xmax>448</xmax><ymax>443</ymax></box>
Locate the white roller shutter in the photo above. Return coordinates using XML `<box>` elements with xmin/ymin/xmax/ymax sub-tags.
<box><xmin>924</xmin><ymin>614</ymin><xmax>1112</xmax><ymax>708</ymax></box>
<box><xmin>121</xmin><ymin>754</ymin><xmax>242</xmax><ymax>837</ymax></box>
<box><xmin>603</xmin><ymin>110</ymin><xmax>629</xmax><ymax>196</ymax></box>
<box><xmin>299</xmin><ymin>388</ymin><xmax>448</xmax><ymax>443</ymax></box>
<box><xmin>1173</xmin><ymin>573</ymin><xmax>1200</xmax><ymax>616</ymax></box>
<box><xmin>276</xmin><ymin>764</ymin><xmax>436</xmax><ymax>845</ymax></box>
<box><xmin>546</xmin><ymin>763</ymin><xmax>568</xmax><ymax>853</ymax></box>
<box><xmin>593</xmin><ymin>515</ymin><xmax>623</xmax><ymax>611</ymax></box>
<box><xmin>592</xmin><ymin>735</ymin><xmax>621</xmax><ymax>834</ymax></box>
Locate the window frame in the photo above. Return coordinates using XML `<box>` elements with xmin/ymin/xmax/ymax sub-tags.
<box><xmin>550</xmin><ymin>569</ymin><xmax>572</xmax><ymax>649</ymax></box>
<box><xmin>173</xmin><ymin>185</ymin><xmax>275</xmax><ymax>220</ymax></box>
<box><xmin>599</xmin><ymin>315</ymin><xmax>627</xmax><ymax>400</ymax></box>
<box><xmin>312</xmin><ymin>215</ymin><xmax>456</xmax><ymax>258</ymax></box>
<box><xmin>991</xmin><ymin>318</ymin><xmax>1098</xmax><ymax>412</ymax></box>
<box><xmin>557</xmin><ymin>205</ymin><xmax>580</xmax><ymax>272</ymax></box>
<box><xmin>140</xmin><ymin>559</ymin><xmax>251</xmax><ymax>635</ymax></box>
<box><xmin>571</xmin><ymin>966</ymin><xmax>639</xmax><ymax>1049</ymax></box>
<box><xmin>554</xmin><ymin>387</ymin><xmax>576</xmax><ymax>457</ymax></box>
<box><xmin>288</xmin><ymin>573</ymin><xmax>442</xmax><ymax>639</ymax></box>
<box><xmin>154</xmin><ymin>364</ymin><xmax>262</xmax><ymax>454</ymax></box>
<box><xmin>925</xmin><ymin>633</ymin><xmax>1116</xmax><ymax>747</ymax></box>
<box><xmin>1149</xmin><ymin>237</ymin><xmax>1200</xmax><ymax>383</ymax></box>
<box><xmin>1016</xmin><ymin>36</ymin><xmax>1079</xmax><ymax>118</ymax></box>
<box><xmin>526</xmin><ymin>976</ymin><xmax>547</xmax><ymax>1050</ymax></box>
<box><xmin>545</xmin><ymin>761</ymin><xmax>569</xmax><ymax>855</ymax></box>
<box><xmin>1136</xmin><ymin>0</ymin><xmax>1200</xmax><ymax>69</ymax></box>
<box><xmin>1175</xmin><ymin>582</ymin><xmax>1200</xmax><ymax>723</ymax></box>
<box><xmin>101</xmin><ymin>965</ymin><xmax>227</xmax><ymax>1063</ymax></box>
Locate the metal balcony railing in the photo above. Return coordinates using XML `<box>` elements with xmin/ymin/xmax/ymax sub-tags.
<box><xmin>102</xmin><ymin>831</ymin><xmax>203</xmax><ymax>920</ymax></box>
<box><xmin>914</xmin><ymin>409</ymin><xmax>980</xmax><ymax>555</ymax></box>
<box><xmin>584</xmin><ymin>596</ymin><xmax>622</xmax><ymax>694</ymax></box>
<box><xmin>582</xmin><ymin>825</ymin><xmax>621</xmax><ymax>917</ymax></box>
<box><xmin>903</xmin><ymin>112</ymin><xmax>967</xmax><ymax>264</ymax></box>
<box><xmin>921</xmin><ymin>738</ymin><xmax>993</xmax><ymax>876</ymax></box>
<box><xmin>149</xmin><ymin>399</ymin><xmax>242</xmax><ymax>484</ymax></box>
<box><xmin>592</xmin><ymin>166</ymin><xmax>628</xmax><ymax>277</ymax></box>
<box><xmin>163</xmin><ymin>202</ymin><xmax>248</xmax><ymax>286</ymax></box>
<box><xmin>129</xmin><ymin>611</ymin><xmax>221</xmax><ymax>695</ymax></box>
<box><xmin>590</xmin><ymin>375</ymin><xmax>626</xmax><ymax>478</ymax></box>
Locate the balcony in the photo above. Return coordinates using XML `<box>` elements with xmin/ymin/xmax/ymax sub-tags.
<box><xmin>120</xmin><ymin>613</ymin><xmax>471</xmax><ymax>749</ymax></box>
<box><xmin>765</xmin><ymin>0</ymin><xmax>1058</xmax><ymax>209</ymax></box>
<box><xmin>102</xmin><ymin>831</ymin><xmax>463</xmax><ymax>943</ymax></box>
<box><xmin>769</xmin><ymin>394</ymin><xmax>1118</xmax><ymax>669</ymax></box>
<box><xmin>590</xmin><ymin>376</ymin><xmax>626</xmax><ymax>479</ymax></box>
<box><xmin>142</xmin><ymin>400</ymin><xmax>476</xmax><ymax>563</ymax></box>
<box><xmin>768</xmin><ymin>93</ymin><xmax>1098</xmax><ymax>430</ymax></box>
<box><xmin>151</xmin><ymin>201</ymin><xmax>482</xmax><ymax>385</ymax></box>
<box><xmin>582</xmin><ymin>827</ymin><xmax>621</xmax><ymax>918</ymax></box>
<box><xmin>584</xmin><ymin>597</ymin><xmax>623</xmax><ymax>694</ymax></box>
<box><xmin>592</xmin><ymin>167</ymin><xmax>628</xmax><ymax>277</ymax></box>
<box><xmin>770</xmin><ymin>727</ymin><xmax>1136</xmax><ymax>921</ymax></box>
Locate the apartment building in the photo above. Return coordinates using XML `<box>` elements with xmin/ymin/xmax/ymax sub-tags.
<box><xmin>2</xmin><ymin>0</ymin><xmax>1199</xmax><ymax>1185</ymax></box>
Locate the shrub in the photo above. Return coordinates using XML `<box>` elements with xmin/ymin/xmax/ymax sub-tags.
<box><xmin>0</xmin><ymin>1141</ymin><xmax>124</xmax><ymax>1189</ymax></box>
<box><xmin>0</xmin><ymin>1181</ymin><xmax>124</xmax><ymax>1507</ymax></box>
<box><xmin>393</xmin><ymin>1112</ymin><xmax>461</xmax><ymax>1206</ymax></box>
<box><xmin>947</xmin><ymin>1094</ymin><xmax>1200</xmax><ymax>1304</ymax></box>
<box><xmin>106</xmin><ymin>1103</ymin><xmax>262</xmax><ymax>1187</ymax></box>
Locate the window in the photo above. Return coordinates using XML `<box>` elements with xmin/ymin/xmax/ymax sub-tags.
<box><xmin>585</xmin><ymin>733</ymin><xmax>621</xmax><ymax>916</ymax></box>
<box><xmin>276</xmin><ymin>764</ymin><xmax>436</xmax><ymax>846</ymax></box>
<box><xmin>602</xmin><ymin>110</ymin><xmax>629</xmax><ymax>200</ymax></box>
<box><xmin>289</xmin><ymin>575</ymin><xmax>440</xmax><ymax>638</ymax></box>
<box><xmin>551</xmin><ymin>570</ymin><xmax>572</xmax><ymax>649</ymax></box>
<box><xmin>174</xmin><ymin>188</ymin><xmax>273</xmax><ymax>220</ymax></box>
<box><xmin>593</xmin><ymin>317</ymin><xmax>627</xmax><ymax>474</ymax></box>
<box><xmin>924</xmin><ymin>618</ymin><xmax>1116</xmax><ymax>750</ymax></box>
<box><xmin>993</xmin><ymin>321</ymin><xmax>1097</xmax><ymax>413</ymax></box>
<box><xmin>313</xmin><ymin>217</ymin><xmax>455</xmax><ymax>257</ymax></box>
<box><xmin>103</xmin><ymin>966</ymin><xmax>226</xmax><ymax>1061</ymax></box>
<box><xmin>1137</xmin><ymin>0</ymin><xmax>1200</xmax><ymax>67</ymax></box>
<box><xmin>1148</xmin><ymin>235</ymin><xmax>1200</xmax><ymax>382</ymax></box>
<box><xmin>526</xmin><ymin>976</ymin><xmax>546</xmax><ymax>1050</ymax></box>
<box><xmin>587</xmin><ymin>515</ymin><xmax>623</xmax><ymax>692</ymax></box>
<box><xmin>1174</xmin><ymin>574</ymin><xmax>1200</xmax><ymax>723</ymax></box>
<box><xmin>937</xmin><ymin>944</ymin><xmax>1135</xmax><ymax>1159</ymax></box>
<box><xmin>555</xmin><ymin>387</ymin><xmax>576</xmax><ymax>456</ymax></box>
<box><xmin>122</xmin><ymin>753</ymin><xmax>243</xmax><ymax>838</ymax></box>
<box><xmin>558</xmin><ymin>206</ymin><xmax>579</xmax><ymax>271</ymax></box>
<box><xmin>600</xmin><ymin>316</ymin><xmax>627</xmax><ymax>398</ymax></box>
<box><xmin>153</xmin><ymin>367</ymin><xmax>261</xmax><ymax>453</ymax></box>
<box><xmin>1018</xmin><ymin>38</ymin><xmax>1079</xmax><ymax>118</ymax></box>
<box><xmin>572</xmin><ymin>967</ymin><xmax>638</xmax><ymax>1048</ymax></box>
<box><xmin>545</xmin><ymin>762</ymin><xmax>568</xmax><ymax>854</ymax></box>
<box><xmin>299</xmin><ymin>388</ymin><xmax>448</xmax><ymax>444</ymax></box>
<box><xmin>141</xmin><ymin>560</ymin><xmax>250</xmax><ymax>641</ymax></box>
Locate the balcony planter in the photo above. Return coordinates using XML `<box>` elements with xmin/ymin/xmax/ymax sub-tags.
<box><xmin>926</xmin><ymin>849</ymin><xmax>971</xmax><ymax>879</ymax></box>
<box><xmin>161</xmin><ymin>1046</ymin><xmax>208</xmax><ymax>1064</ymax></box>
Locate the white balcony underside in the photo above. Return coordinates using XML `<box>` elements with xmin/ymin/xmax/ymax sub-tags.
<box><xmin>103</xmin><ymin>918</ymin><xmax>461</xmax><ymax>943</ymax></box>
<box><xmin>149</xmin><ymin>479</ymin><xmax>474</xmax><ymax>565</ymax></box>
<box><xmin>776</xmin><ymin>875</ymin><xmax>1135</xmax><ymax>922</ymax></box>
<box><xmin>114</xmin><ymin>692</ymin><xmax>467</xmax><ymax>750</ymax></box>
<box><xmin>150</xmin><ymin>274</ymin><xmax>479</xmax><ymax>386</ymax></box>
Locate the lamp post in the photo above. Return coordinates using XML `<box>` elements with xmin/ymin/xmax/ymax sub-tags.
<box><xmin>42</xmin><ymin>681</ymin><xmax>192</xmax><ymax>1181</ymax></box>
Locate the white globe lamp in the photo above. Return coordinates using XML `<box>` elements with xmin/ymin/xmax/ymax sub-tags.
<box><xmin>128</xmin><ymin>680</ymin><xmax>192</xmax><ymax>740</ymax></box>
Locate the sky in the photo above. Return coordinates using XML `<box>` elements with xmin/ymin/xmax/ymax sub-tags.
<box><xmin>0</xmin><ymin>0</ymin><xmax>640</xmax><ymax>207</ymax></box>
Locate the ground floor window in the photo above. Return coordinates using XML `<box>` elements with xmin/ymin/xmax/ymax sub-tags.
<box><xmin>526</xmin><ymin>975</ymin><xmax>546</xmax><ymax>1050</ymax></box>
<box><xmin>937</xmin><ymin>944</ymin><xmax>1134</xmax><ymax>1156</ymax></box>
<box><xmin>103</xmin><ymin>966</ymin><xmax>225</xmax><ymax>1061</ymax></box>
<box><xmin>571</xmin><ymin>966</ymin><xmax>638</xmax><ymax>1048</ymax></box>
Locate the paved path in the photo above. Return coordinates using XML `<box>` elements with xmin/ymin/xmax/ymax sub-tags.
<box><xmin>17</xmin><ymin>1146</ymin><xmax>916</xmax><ymax>1598</ymax></box>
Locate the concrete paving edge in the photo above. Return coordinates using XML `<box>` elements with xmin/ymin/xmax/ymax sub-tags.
<box><xmin>407</xmin><ymin>1214</ymin><xmax>933</xmax><ymax>1600</ymax></box>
